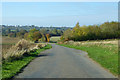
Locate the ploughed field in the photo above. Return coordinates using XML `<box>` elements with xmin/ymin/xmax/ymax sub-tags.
<box><xmin>2</xmin><ymin>37</ymin><xmax>20</xmax><ymax>54</ymax></box>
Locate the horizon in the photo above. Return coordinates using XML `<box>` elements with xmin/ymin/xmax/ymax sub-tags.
<box><xmin>1</xmin><ymin>21</ymin><xmax>118</xmax><ymax>28</ymax></box>
<box><xmin>2</xmin><ymin>2</ymin><xmax>118</xmax><ymax>27</ymax></box>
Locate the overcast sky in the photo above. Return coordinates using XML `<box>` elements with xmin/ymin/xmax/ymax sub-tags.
<box><xmin>2</xmin><ymin>2</ymin><xmax>118</xmax><ymax>27</ymax></box>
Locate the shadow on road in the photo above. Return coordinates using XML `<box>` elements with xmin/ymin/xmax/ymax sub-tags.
<box><xmin>37</xmin><ymin>54</ymin><xmax>48</xmax><ymax>57</ymax></box>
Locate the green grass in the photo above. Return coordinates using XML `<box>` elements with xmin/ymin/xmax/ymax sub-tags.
<box><xmin>50</xmin><ymin>36</ymin><xmax>60</xmax><ymax>42</ymax></box>
<box><xmin>58</xmin><ymin>43</ymin><xmax>118</xmax><ymax>75</ymax></box>
<box><xmin>2</xmin><ymin>44</ymin><xmax>52</xmax><ymax>79</ymax></box>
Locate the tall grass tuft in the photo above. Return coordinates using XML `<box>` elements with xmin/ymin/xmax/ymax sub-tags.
<box><xmin>2</xmin><ymin>39</ymin><xmax>30</xmax><ymax>60</ymax></box>
<box><xmin>2</xmin><ymin>39</ymin><xmax>48</xmax><ymax>61</ymax></box>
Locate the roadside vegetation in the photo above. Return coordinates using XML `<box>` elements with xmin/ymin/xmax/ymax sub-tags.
<box><xmin>50</xmin><ymin>36</ymin><xmax>60</xmax><ymax>43</ymax></box>
<box><xmin>2</xmin><ymin>31</ymin><xmax>52</xmax><ymax>79</ymax></box>
<box><xmin>61</xmin><ymin>21</ymin><xmax>119</xmax><ymax>41</ymax></box>
<box><xmin>58</xmin><ymin>40</ymin><xmax>118</xmax><ymax>75</ymax></box>
<box><xmin>58</xmin><ymin>21</ymin><xmax>119</xmax><ymax>75</ymax></box>
<box><xmin>2</xmin><ymin>37</ymin><xmax>21</xmax><ymax>55</ymax></box>
<box><xmin>2</xmin><ymin>40</ymin><xmax>52</xmax><ymax>79</ymax></box>
<box><xmin>2</xmin><ymin>21</ymin><xmax>119</xmax><ymax>78</ymax></box>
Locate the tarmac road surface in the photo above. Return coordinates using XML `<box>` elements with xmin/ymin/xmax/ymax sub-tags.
<box><xmin>15</xmin><ymin>44</ymin><xmax>116</xmax><ymax>78</ymax></box>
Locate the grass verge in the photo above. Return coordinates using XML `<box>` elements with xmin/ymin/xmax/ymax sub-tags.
<box><xmin>50</xmin><ymin>36</ymin><xmax>60</xmax><ymax>42</ymax></box>
<box><xmin>58</xmin><ymin>43</ymin><xmax>118</xmax><ymax>75</ymax></box>
<box><xmin>2</xmin><ymin>44</ymin><xmax>52</xmax><ymax>79</ymax></box>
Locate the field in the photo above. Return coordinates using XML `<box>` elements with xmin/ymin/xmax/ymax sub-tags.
<box><xmin>58</xmin><ymin>39</ymin><xmax>118</xmax><ymax>75</ymax></box>
<box><xmin>50</xmin><ymin>36</ymin><xmax>60</xmax><ymax>42</ymax></box>
<box><xmin>2</xmin><ymin>37</ymin><xmax>21</xmax><ymax>55</ymax></box>
<box><xmin>2</xmin><ymin>37</ymin><xmax>21</xmax><ymax>58</ymax></box>
<box><xmin>2</xmin><ymin>37</ymin><xmax>21</xmax><ymax>44</ymax></box>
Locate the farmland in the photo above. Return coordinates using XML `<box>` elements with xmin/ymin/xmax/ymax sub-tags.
<box><xmin>2</xmin><ymin>37</ymin><xmax>21</xmax><ymax>44</ymax></box>
<box><xmin>2</xmin><ymin>37</ymin><xmax>21</xmax><ymax>57</ymax></box>
<box><xmin>50</xmin><ymin>36</ymin><xmax>60</xmax><ymax>43</ymax></box>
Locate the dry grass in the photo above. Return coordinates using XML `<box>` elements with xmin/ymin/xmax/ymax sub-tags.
<box><xmin>2</xmin><ymin>38</ymin><xmax>47</xmax><ymax>60</ymax></box>
<box><xmin>2</xmin><ymin>44</ymin><xmax>51</xmax><ymax>79</ymax></box>
<box><xmin>2</xmin><ymin>44</ymin><xmax>14</xmax><ymax>56</ymax></box>
<box><xmin>2</xmin><ymin>37</ymin><xmax>21</xmax><ymax>58</ymax></box>
<box><xmin>63</xmin><ymin>39</ymin><xmax>118</xmax><ymax>46</ymax></box>
<box><xmin>2</xmin><ymin>39</ymin><xmax>30</xmax><ymax>60</ymax></box>
<box><xmin>59</xmin><ymin>39</ymin><xmax>118</xmax><ymax>54</ymax></box>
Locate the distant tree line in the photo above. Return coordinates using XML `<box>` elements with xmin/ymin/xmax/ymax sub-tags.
<box><xmin>2</xmin><ymin>25</ymin><xmax>72</xmax><ymax>37</ymax></box>
<box><xmin>61</xmin><ymin>21</ymin><xmax>119</xmax><ymax>41</ymax></box>
<box><xmin>2</xmin><ymin>25</ymin><xmax>69</xmax><ymax>42</ymax></box>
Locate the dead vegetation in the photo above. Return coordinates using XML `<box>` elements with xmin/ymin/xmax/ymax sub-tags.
<box><xmin>59</xmin><ymin>39</ymin><xmax>118</xmax><ymax>45</ymax></box>
<box><xmin>58</xmin><ymin>39</ymin><xmax>118</xmax><ymax>53</ymax></box>
<box><xmin>2</xmin><ymin>39</ymin><xmax>47</xmax><ymax>60</ymax></box>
